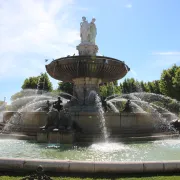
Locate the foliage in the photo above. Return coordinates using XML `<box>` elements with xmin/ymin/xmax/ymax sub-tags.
<box><xmin>22</xmin><ymin>73</ymin><xmax>53</xmax><ymax>92</ymax></box>
<box><xmin>121</xmin><ymin>78</ymin><xmax>136</xmax><ymax>93</ymax></box>
<box><xmin>100</xmin><ymin>81</ymin><xmax>121</xmax><ymax>98</ymax></box>
<box><xmin>0</xmin><ymin>101</ymin><xmax>4</xmax><ymax>106</ymax></box>
<box><xmin>58</xmin><ymin>82</ymin><xmax>74</xmax><ymax>95</ymax></box>
<box><xmin>119</xmin><ymin>78</ymin><xmax>161</xmax><ymax>94</ymax></box>
<box><xmin>159</xmin><ymin>65</ymin><xmax>180</xmax><ymax>100</ymax></box>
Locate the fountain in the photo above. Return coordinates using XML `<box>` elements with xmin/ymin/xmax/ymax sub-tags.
<box><xmin>0</xmin><ymin>16</ymin><xmax>180</xmax><ymax>174</ymax></box>
<box><xmin>1</xmin><ymin>16</ymin><xmax>180</xmax><ymax>142</ymax></box>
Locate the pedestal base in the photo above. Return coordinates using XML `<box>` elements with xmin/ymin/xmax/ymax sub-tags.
<box><xmin>76</xmin><ymin>43</ymin><xmax>98</xmax><ymax>56</ymax></box>
<box><xmin>73</xmin><ymin>77</ymin><xmax>101</xmax><ymax>105</ymax></box>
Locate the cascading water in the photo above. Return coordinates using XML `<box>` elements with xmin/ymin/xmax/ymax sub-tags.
<box><xmin>88</xmin><ymin>90</ymin><xmax>109</xmax><ymax>141</ymax></box>
<box><xmin>106</xmin><ymin>92</ymin><xmax>180</xmax><ymax>133</ymax></box>
<box><xmin>1</xmin><ymin>89</ymin><xmax>71</xmax><ymax>133</ymax></box>
<box><xmin>94</xmin><ymin>93</ymin><xmax>109</xmax><ymax>141</ymax></box>
<box><xmin>0</xmin><ymin>102</ymin><xmax>6</xmax><ymax>122</ymax></box>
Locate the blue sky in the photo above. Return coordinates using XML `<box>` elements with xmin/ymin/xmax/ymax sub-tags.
<box><xmin>0</xmin><ymin>0</ymin><xmax>180</xmax><ymax>103</ymax></box>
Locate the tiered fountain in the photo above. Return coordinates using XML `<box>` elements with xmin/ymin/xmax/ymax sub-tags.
<box><xmin>0</xmin><ymin>16</ymin><xmax>180</xmax><ymax>174</ymax></box>
<box><xmin>1</xmin><ymin>16</ymin><xmax>179</xmax><ymax>144</ymax></box>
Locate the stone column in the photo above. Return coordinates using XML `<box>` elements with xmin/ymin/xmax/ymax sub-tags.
<box><xmin>73</xmin><ymin>77</ymin><xmax>102</xmax><ymax>105</ymax></box>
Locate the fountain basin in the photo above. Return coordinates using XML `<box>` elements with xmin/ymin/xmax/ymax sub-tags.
<box><xmin>46</xmin><ymin>56</ymin><xmax>129</xmax><ymax>82</ymax></box>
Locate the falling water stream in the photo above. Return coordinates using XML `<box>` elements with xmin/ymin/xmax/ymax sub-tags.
<box><xmin>95</xmin><ymin>94</ymin><xmax>109</xmax><ymax>141</ymax></box>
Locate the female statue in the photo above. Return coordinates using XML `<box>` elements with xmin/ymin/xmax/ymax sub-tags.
<box><xmin>80</xmin><ymin>17</ymin><xmax>90</xmax><ymax>43</ymax></box>
<box><xmin>89</xmin><ymin>18</ymin><xmax>97</xmax><ymax>44</ymax></box>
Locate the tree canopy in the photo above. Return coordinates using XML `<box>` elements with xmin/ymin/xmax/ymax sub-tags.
<box><xmin>57</xmin><ymin>82</ymin><xmax>73</xmax><ymax>95</ymax></box>
<box><xmin>22</xmin><ymin>73</ymin><xmax>53</xmax><ymax>92</ymax></box>
<box><xmin>159</xmin><ymin>65</ymin><xmax>180</xmax><ymax>101</ymax></box>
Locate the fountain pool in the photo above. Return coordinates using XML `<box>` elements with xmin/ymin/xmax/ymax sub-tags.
<box><xmin>0</xmin><ymin>138</ymin><xmax>180</xmax><ymax>161</ymax></box>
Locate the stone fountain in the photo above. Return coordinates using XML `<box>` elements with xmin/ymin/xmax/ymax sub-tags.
<box><xmin>46</xmin><ymin>17</ymin><xmax>129</xmax><ymax>110</ymax></box>
<box><xmin>1</xmin><ymin>16</ymin><xmax>179</xmax><ymax>144</ymax></box>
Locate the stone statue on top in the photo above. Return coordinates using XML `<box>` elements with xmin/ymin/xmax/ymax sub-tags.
<box><xmin>80</xmin><ymin>16</ymin><xmax>97</xmax><ymax>44</ymax></box>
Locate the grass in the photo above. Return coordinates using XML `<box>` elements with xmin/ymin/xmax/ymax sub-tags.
<box><xmin>1</xmin><ymin>175</ymin><xmax>180</xmax><ymax>180</ymax></box>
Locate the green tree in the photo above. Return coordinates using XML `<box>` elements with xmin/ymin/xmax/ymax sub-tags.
<box><xmin>172</xmin><ymin>67</ymin><xmax>180</xmax><ymax>100</ymax></box>
<box><xmin>121</xmin><ymin>78</ymin><xmax>137</xmax><ymax>93</ymax></box>
<box><xmin>99</xmin><ymin>82</ymin><xmax>121</xmax><ymax>98</ymax></box>
<box><xmin>0</xmin><ymin>101</ymin><xmax>4</xmax><ymax>106</ymax></box>
<box><xmin>147</xmin><ymin>82</ymin><xmax>154</xmax><ymax>93</ymax></box>
<box><xmin>22</xmin><ymin>73</ymin><xmax>53</xmax><ymax>91</ymax></box>
<box><xmin>99</xmin><ymin>85</ymin><xmax>108</xmax><ymax>98</ymax></box>
<box><xmin>159</xmin><ymin>64</ymin><xmax>180</xmax><ymax>100</ymax></box>
<box><xmin>152</xmin><ymin>80</ymin><xmax>161</xmax><ymax>94</ymax></box>
<box><xmin>58</xmin><ymin>82</ymin><xmax>73</xmax><ymax>95</ymax></box>
<box><xmin>140</xmin><ymin>81</ymin><xmax>149</xmax><ymax>92</ymax></box>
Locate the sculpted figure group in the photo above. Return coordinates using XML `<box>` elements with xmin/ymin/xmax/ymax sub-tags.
<box><xmin>80</xmin><ymin>16</ymin><xmax>97</xmax><ymax>44</ymax></box>
<box><xmin>40</xmin><ymin>97</ymin><xmax>82</xmax><ymax>132</ymax></box>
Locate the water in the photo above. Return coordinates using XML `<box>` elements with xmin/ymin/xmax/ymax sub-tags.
<box><xmin>95</xmin><ymin>94</ymin><xmax>109</xmax><ymax>141</ymax></box>
<box><xmin>0</xmin><ymin>103</ymin><xmax>6</xmax><ymax>122</ymax></box>
<box><xmin>9</xmin><ymin>89</ymin><xmax>74</xmax><ymax>112</ymax></box>
<box><xmin>0</xmin><ymin>139</ymin><xmax>180</xmax><ymax>161</ymax></box>
<box><xmin>107</xmin><ymin>92</ymin><xmax>180</xmax><ymax>125</ymax></box>
<box><xmin>2</xmin><ymin>89</ymin><xmax>71</xmax><ymax>132</ymax></box>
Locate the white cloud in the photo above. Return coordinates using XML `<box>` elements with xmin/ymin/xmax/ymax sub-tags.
<box><xmin>152</xmin><ymin>52</ymin><xmax>180</xmax><ymax>55</ymax></box>
<box><xmin>151</xmin><ymin>51</ymin><xmax>180</xmax><ymax>67</ymax></box>
<box><xmin>0</xmin><ymin>0</ymin><xmax>81</xmax><ymax>81</ymax></box>
<box><xmin>125</xmin><ymin>4</ymin><xmax>132</xmax><ymax>8</ymax></box>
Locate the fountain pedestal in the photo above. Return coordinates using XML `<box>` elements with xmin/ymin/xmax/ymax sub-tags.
<box><xmin>76</xmin><ymin>43</ymin><xmax>98</xmax><ymax>56</ymax></box>
<box><xmin>73</xmin><ymin>77</ymin><xmax>101</xmax><ymax>105</ymax></box>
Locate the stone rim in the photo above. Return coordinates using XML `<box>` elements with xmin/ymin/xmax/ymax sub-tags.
<box><xmin>46</xmin><ymin>56</ymin><xmax>130</xmax><ymax>82</ymax></box>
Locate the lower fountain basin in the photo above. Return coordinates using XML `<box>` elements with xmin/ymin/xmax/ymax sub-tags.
<box><xmin>0</xmin><ymin>139</ymin><xmax>180</xmax><ymax>161</ymax></box>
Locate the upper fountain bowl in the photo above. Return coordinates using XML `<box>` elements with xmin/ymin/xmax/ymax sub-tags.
<box><xmin>46</xmin><ymin>55</ymin><xmax>130</xmax><ymax>83</ymax></box>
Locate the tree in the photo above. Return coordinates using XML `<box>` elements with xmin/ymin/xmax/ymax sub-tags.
<box><xmin>147</xmin><ymin>82</ymin><xmax>154</xmax><ymax>93</ymax></box>
<box><xmin>22</xmin><ymin>73</ymin><xmax>53</xmax><ymax>92</ymax></box>
<box><xmin>140</xmin><ymin>81</ymin><xmax>149</xmax><ymax>92</ymax></box>
<box><xmin>58</xmin><ymin>82</ymin><xmax>73</xmax><ymax>95</ymax></box>
<box><xmin>151</xmin><ymin>80</ymin><xmax>161</xmax><ymax>94</ymax></box>
<box><xmin>120</xmin><ymin>78</ymin><xmax>137</xmax><ymax>93</ymax></box>
<box><xmin>159</xmin><ymin>64</ymin><xmax>180</xmax><ymax>100</ymax></box>
<box><xmin>99</xmin><ymin>82</ymin><xmax>121</xmax><ymax>98</ymax></box>
<box><xmin>172</xmin><ymin>67</ymin><xmax>180</xmax><ymax>100</ymax></box>
<box><xmin>0</xmin><ymin>101</ymin><xmax>4</xmax><ymax>106</ymax></box>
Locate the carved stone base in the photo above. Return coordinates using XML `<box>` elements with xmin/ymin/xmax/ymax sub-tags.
<box><xmin>76</xmin><ymin>43</ymin><xmax>98</xmax><ymax>56</ymax></box>
<box><xmin>73</xmin><ymin>77</ymin><xmax>101</xmax><ymax>105</ymax></box>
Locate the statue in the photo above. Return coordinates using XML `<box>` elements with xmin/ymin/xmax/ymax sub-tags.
<box><xmin>40</xmin><ymin>108</ymin><xmax>59</xmax><ymax>131</ymax></box>
<box><xmin>170</xmin><ymin>119</ymin><xmax>180</xmax><ymax>132</ymax></box>
<box><xmin>89</xmin><ymin>18</ymin><xmax>97</xmax><ymax>44</ymax></box>
<box><xmin>101</xmin><ymin>96</ymin><xmax>108</xmax><ymax>112</ymax></box>
<box><xmin>123</xmin><ymin>99</ymin><xmax>132</xmax><ymax>112</ymax></box>
<box><xmin>80</xmin><ymin>16</ymin><xmax>90</xmax><ymax>43</ymax></box>
<box><xmin>53</xmin><ymin>97</ymin><xmax>63</xmax><ymax>112</ymax></box>
<box><xmin>43</xmin><ymin>100</ymin><xmax>51</xmax><ymax>112</ymax></box>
